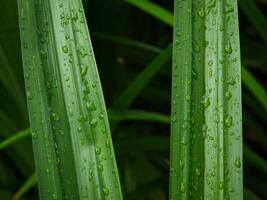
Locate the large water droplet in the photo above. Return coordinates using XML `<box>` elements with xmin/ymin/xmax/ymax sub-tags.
<box><xmin>180</xmin><ymin>183</ymin><xmax>186</xmax><ymax>193</ymax></box>
<box><xmin>224</xmin><ymin>115</ymin><xmax>232</xmax><ymax>128</ymax></box>
<box><xmin>86</xmin><ymin>101</ymin><xmax>96</xmax><ymax>111</ymax></box>
<box><xmin>235</xmin><ymin>156</ymin><xmax>241</xmax><ymax>168</ymax></box>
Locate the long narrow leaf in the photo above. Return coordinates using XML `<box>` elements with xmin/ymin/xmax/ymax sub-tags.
<box><xmin>125</xmin><ymin>0</ymin><xmax>173</xmax><ymax>27</ymax></box>
<box><xmin>18</xmin><ymin>0</ymin><xmax>122</xmax><ymax>199</ymax></box>
<box><xmin>171</xmin><ymin>1</ymin><xmax>242</xmax><ymax>199</ymax></box>
<box><xmin>125</xmin><ymin>0</ymin><xmax>267</xmax><ymax>113</ymax></box>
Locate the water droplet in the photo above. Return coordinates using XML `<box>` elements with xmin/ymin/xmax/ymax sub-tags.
<box><xmin>185</xmin><ymin>95</ymin><xmax>190</xmax><ymax>101</ymax></box>
<box><xmin>203</xmin><ymin>97</ymin><xmax>211</xmax><ymax>108</ymax></box>
<box><xmin>195</xmin><ymin>168</ymin><xmax>201</xmax><ymax>176</ymax></box>
<box><xmin>193</xmin><ymin>41</ymin><xmax>200</xmax><ymax>52</ymax></box>
<box><xmin>86</xmin><ymin>102</ymin><xmax>96</xmax><ymax>111</ymax></box>
<box><xmin>197</xmin><ymin>8</ymin><xmax>205</xmax><ymax>18</ymax></box>
<box><xmin>219</xmin><ymin>180</ymin><xmax>224</xmax><ymax>189</ymax></box>
<box><xmin>180</xmin><ymin>137</ymin><xmax>188</xmax><ymax>145</ymax></box>
<box><xmin>52</xmin><ymin>112</ymin><xmax>60</xmax><ymax>121</ymax></box>
<box><xmin>180</xmin><ymin>183</ymin><xmax>186</xmax><ymax>193</ymax></box>
<box><xmin>31</xmin><ymin>131</ymin><xmax>37</xmax><ymax>139</ymax></box>
<box><xmin>226</xmin><ymin>78</ymin><xmax>236</xmax><ymax>85</ymax></box>
<box><xmin>40</xmin><ymin>50</ymin><xmax>47</xmax><ymax>60</ymax></box>
<box><xmin>80</xmin><ymin>65</ymin><xmax>88</xmax><ymax>77</ymax></box>
<box><xmin>27</xmin><ymin>92</ymin><xmax>33</xmax><ymax>100</ymax></box>
<box><xmin>102</xmin><ymin>187</ymin><xmax>110</xmax><ymax>196</ymax></box>
<box><xmin>225</xmin><ymin>91</ymin><xmax>232</xmax><ymax>100</ymax></box>
<box><xmin>235</xmin><ymin>156</ymin><xmax>241</xmax><ymax>168</ymax></box>
<box><xmin>95</xmin><ymin>146</ymin><xmax>101</xmax><ymax>154</ymax></box>
<box><xmin>90</xmin><ymin>119</ymin><xmax>98</xmax><ymax>127</ymax></box>
<box><xmin>62</xmin><ymin>45</ymin><xmax>68</xmax><ymax>53</ymax></box>
<box><xmin>224</xmin><ymin>115</ymin><xmax>232</xmax><ymax>128</ymax></box>
<box><xmin>98</xmin><ymin>163</ymin><xmax>104</xmax><ymax>172</ymax></box>
<box><xmin>225</xmin><ymin>42</ymin><xmax>233</xmax><ymax>54</ymax></box>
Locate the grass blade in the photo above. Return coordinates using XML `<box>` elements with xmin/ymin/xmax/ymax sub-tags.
<box><xmin>0</xmin><ymin>109</ymin><xmax>169</xmax><ymax>151</ymax></box>
<box><xmin>13</xmin><ymin>173</ymin><xmax>37</xmax><ymax>200</ymax></box>
<box><xmin>114</xmin><ymin>44</ymin><xmax>172</xmax><ymax>108</ymax></box>
<box><xmin>17</xmin><ymin>0</ymin><xmax>122</xmax><ymax>199</ymax></box>
<box><xmin>241</xmin><ymin>67</ymin><xmax>267</xmax><ymax>110</ymax></box>
<box><xmin>0</xmin><ymin>128</ymin><xmax>30</xmax><ymax>151</ymax></box>
<box><xmin>239</xmin><ymin>0</ymin><xmax>267</xmax><ymax>44</ymax></box>
<box><xmin>125</xmin><ymin>0</ymin><xmax>173</xmax><ymax>27</ymax></box>
<box><xmin>171</xmin><ymin>1</ymin><xmax>242</xmax><ymax>199</ymax></box>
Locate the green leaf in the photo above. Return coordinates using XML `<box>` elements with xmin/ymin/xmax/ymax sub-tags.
<box><xmin>0</xmin><ymin>128</ymin><xmax>30</xmax><ymax>151</ymax></box>
<box><xmin>114</xmin><ymin>44</ymin><xmax>172</xmax><ymax>108</ymax></box>
<box><xmin>13</xmin><ymin>173</ymin><xmax>37</xmax><ymax>200</ymax></box>
<box><xmin>0</xmin><ymin>109</ymin><xmax>169</xmax><ymax>151</ymax></box>
<box><xmin>241</xmin><ymin>67</ymin><xmax>267</xmax><ymax>110</ymax></box>
<box><xmin>125</xmin><ymin>0</ymin><xmax>173</xmax><ymax>27</ymax></box>
<box><xmin>239</xmin><ymin>0</ymin><xmax>267</xmax><ymax>44</ymax></box>
<box><xmin>17</xmin><ymin>0</ymin><xmax>122</xmax><ymax>199</ymax></box>
<box><xmin>171</xmin><ymin>1</ymin><xmax>243</xmax><ymax>199</ymax></box>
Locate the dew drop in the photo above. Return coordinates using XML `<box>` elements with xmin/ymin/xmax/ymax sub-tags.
<box><xmin>51</xmin><ymin>112</ymin><xmax>60</xmax><ymax>121</ymax></box>
<box><xmin>62</xmin><ymin>45</ymin><xmax>68</xmax><ymax>53</ymax></box>
<box><xmin>86</xmin><ymin>101</ymin><xmax>96</xmax><ymax>111</ymax></box>
<box><xmin>102</xmin><ymin>187</ymin><xmax>110</xmax><ymax>196</ymax></box>
<box><xmin>180</xmin><ymin>183</ymin><xmax>186</xmax><ymax>193</ymax></box>
<box><xmin>95</xmin><ymin>146</ymin><xmax>101</xmax><ymax>154</ymax></box>
<box><xmin>235</xmin><ymin>156</ymin><xmax>241</xmax><ymax>168</ymax></box>
<box><xmin>90</xmin><ymin>119</ymin><xmax>98</xmax><ymax>127</ymax></box>
<box><xmin>224</xmin><ymin>115</ymin><xmax>232</xmax><ymax>128</ymax></box>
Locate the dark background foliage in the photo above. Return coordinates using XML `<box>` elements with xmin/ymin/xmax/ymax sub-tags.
<box><xmin>0</xmin><ymin>0</ymin><xmax>266</xmax><ymax>199</ymax></box>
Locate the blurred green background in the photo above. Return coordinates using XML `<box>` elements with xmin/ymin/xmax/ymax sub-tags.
<box><xmin>0</xmin><ymin>0</ymin><xmax>267</xmax><ymax>199</ymax></box>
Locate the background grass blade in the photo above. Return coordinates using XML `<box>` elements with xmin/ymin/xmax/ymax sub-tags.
<box><xmin>114</xmin><ymin>44</ymin><xmax>172</xmax><ymax>109</ymax></box>
<box><xmin>0</xmin><ymin>128</ymin><xmax>30</xmax><ymax>151</ymax></box>
<box><xmin>125</xmin><ymin>0</ymin><xmax>173</xmax><ymax>27</ymax></box>
<box><xmin>13</xmin><ymin>173</ymin><xmax>37</xmax><ymax>200</ymax></box>
<box><xmin>18</xmin><ymin>0</ymin><xmax>122</xmax><ymax>199</ymax></box>
<box><xmin>241</xmin><ymin>67</ymin><xmax>267</xmax><ymax>110</ymax></box>
<box><xmin>239</xmin><ymin>0</ymin><xmax>267</xmax><ymax>44</ymax></box>
<box><xmin>171</xmin><ymin>1</ymin><xmax>243</xmax><ymax>199</ymax></box>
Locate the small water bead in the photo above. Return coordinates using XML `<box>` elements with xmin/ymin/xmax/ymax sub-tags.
<box><xmin>193</xmin><ymin>41</ymin><xmax>200</xmax><ymax>52</ymax></box>
<box><xmin>197</xmin><ymin>8</ymin><xmax>205</xmax><ymax>18</ymax></box>
<box><xmin>180</xmin><ymin>183</ymin><xmax>186</xmax><ymax>193</ymax></box>
<box><xmin>203</xmin><ymin>97</ymin><xmax>211</xmax><ymax>108</ymax></box>
<box><xmin>27</xmin><ymin>91</ymin><xmax>33</xmax><ymax>100</ymax></box>
<box><xmin>31</xmin><ymin>131</ymin><xmax>38</xmax><ymax>139</ymax></box>
<box><xmin>98</xmin><ymin>163</ymin><xmax>104</xmax><ymax>172</ymax></box>
<box><xmin>235</xmin><ymin>156</ymin><xmax>241</xmax><ymax>168</ymax></box>
<box><xmin>185</xmin><ymin>95</ymin><xmax>190</xmax><ymax>101</ymax></box>
<box><xmin>62</xmin><ymin>45</ymin><xmax>68</xmax><ymax>53</ymax></box>
<box><xmin>225</xmin><ymin>42</ymin><xmax>233</xmax><ymax>54</ymax></box>
<box><xmin>180</xmin><ymin>137</ymin><xmax>188</xmax><ymax>145</ymax></box>
<box><xmin>51</xmin><ymin>112</ymin><xmax>60</xmax><ymax>121</ymax></box>
<box><xmin>40</xmin><ymin>50</ymin><xmax>47</xmax><ymax>60</ymax></box>
<box><xmin>52</xmin><ymin>194</ymin><xmax>57</xmax><ymax>200</ymax></box>
<box><xmin>219</xmin><ymin>180</ymin><xmax>224</xmax><ymax>189</ymax></box>
<box><xmin>224</xmin><ymin>115</ymin><xmax>232</xmax><ymax>128</ymax></box>
<box><xmin>225</xmin><ymin>91</ymin><xmax>232</xmax><ymax>100</ymax></box>
<box><xmin>208</xmin><ymin>60</ymin><xmax>213</xmax><ymax>66</ymax></box>
<box><xmin>226</xmin><ymin>78</ymin><xmax>236</xmax><ymax>85</ymax></box>
<box><xmin>86</xmin><ymin>101</ymin><xmax>96</xmax><ymax>111</ymax></box>
<box><xmin>192</xmin><ymin>70</ymin><xmax>197</xmax><ymax>80</ymax></box>
<box><xmin>102</xmin><ymin>187</ymin><xmax>110</xmax><ymax>196</ymax></box>
<box><xmin>95</xmin><ymin>146</ymin><xmax>101</xmax><ymax>154</ymax></box>
<box><xmin>71</xmin><ymin>9</ymin><xmax>78</xmax><ymax>21</ymax></box>
<box><xmin>20</xmin><ymin>8</ymin><xmax>26</xmax><ymax>20</ymax></box>
<box><xmin>175</xmin><ymin>39</ymin><xmax>180</xmax><ymax>45</ymax></box>
<box><xmin>195</xmin><ymin>168</ymin><xmax>201</xmax><ymax>176</ymax></box>
<box><xmin>80</xmin><ymin>65</ymin><xmax>88</xmax><ymax>77</ymax></box>
<box><xmin>171</xmin><ymin>116</ymin><xmax>177</xmax><ymax>123</ymax></box>
<box><xmin>90</xmin><ymin>119</ymin><xmax>98</xmax><ymax>127</ymax></box>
